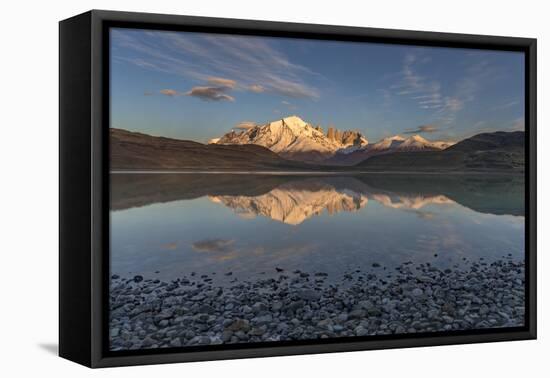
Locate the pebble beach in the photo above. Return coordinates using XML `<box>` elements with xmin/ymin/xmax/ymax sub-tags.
<box><xmin>109</xmin><ymin>258</ymin><xmax>525</xmax><ymax>350</ymax></box>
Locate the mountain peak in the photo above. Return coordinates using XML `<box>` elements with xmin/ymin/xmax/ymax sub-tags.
<box><xmin>270</xmin><ymin>115</ymin><xmax>310</xmax><ymax>135</ymax></box>
<box><xmin>213</xmin><ymin>115</ymin><xmax>368</xmax><ymax>163</ymax></box>
<box><xmin>408</xmin><ymin>134</ymin><xmax>428</xmax><ymax>142</ymax></box>
<box><xmin>282</xmin><ymin>115</ymin><xmax>306</xmax><ymax>124</ymax></box>
<box><xmin>384</xmin><ymin>135</ymin><xmax>405</xmax><ymax>142</ymax></box>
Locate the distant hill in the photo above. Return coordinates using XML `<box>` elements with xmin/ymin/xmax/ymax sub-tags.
<box><xmin>356</xmin><ymin>131</ymin><xmax>524</xmax><ymax>173</ymax></box>
<box><xmin>444</xmin><ymin>131</ymin><xmax>524</xmax><ymax>152</ymax></box>
<box><xmin>110</xmin><ymin>128</ymin><xmax>315</xmax><ymax>171</ymax></box>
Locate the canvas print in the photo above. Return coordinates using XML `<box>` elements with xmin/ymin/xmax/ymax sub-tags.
<box><xmin>108</xmin><ymin>28</ymin><xmax>526</xmax><ymax>351</ymax></box>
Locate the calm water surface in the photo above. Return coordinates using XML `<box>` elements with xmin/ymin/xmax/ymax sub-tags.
<box><xmin>110</xmin><ymin>173</ymin><xmax>525</xmax><ymax>284</ymax></box>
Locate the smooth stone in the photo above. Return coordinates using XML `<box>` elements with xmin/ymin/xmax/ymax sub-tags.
<box><xmin>170</xmin><ymin>338</ymin><xmax>182</xmax><ymax>347</ymax></box>
<box><xmin>354</xmin><ymin>326</ymin><xmax>369</xmax><ymax>336</ymax></box>
<box><xmin>198</xmin><ymin>304</ymin><xmax>214</xmax><ymax>314</ymax></box>
<box><xmin>253</xmin><ymin>314</ymin><xmax>273</xmax><ymax>324</ymax></box>
<box><xmin>349</xmin><ymin>309</ymin><xmax>367</xmax><ymax>319</ymax></box>
<box><xmin>252</xmin><ymin>302</ymin><xmax>267</xmax><ymax>313</ymax></box>
<box><xmin>226</xmin><ymin>318</ymin><xmax>250</xmax><ymax>332</ymax></box>
<box><xmin>221</xmin><ymin>330</ymin><xmax>233</xmax><ymax>342</ymax></box>
<box><xmin>249</xmin><ymin>326</ymin><xmax>267</xmax><ymax>336</ymax></box>
<box><xmin>298</xmin><ymin>289</ymin><xmax>321</xmax><ymax>301</ymax></box>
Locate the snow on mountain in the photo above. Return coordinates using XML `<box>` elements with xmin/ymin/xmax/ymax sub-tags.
<box><xmin>213</xmin><ymin>115</ymin><xmax>368</xmax><ymax>163</ymax></box>
<box><xmin>368</xmin><ymin>134</ymin><xmax>453</xmax><ymax>153</ymax></box>
<box><xmin>211</xmin><ymin>115</ymin><xmax>454</xmax><ymax>165</ymax></box>
<box><xmin>326</xmin><ymin>134</ymin><xmax>455</xmax><ymax>165</ymax></box>
<box><xmin>396</xmin><ymin>135</ymin><xmax>455</xmax><ymax>152</ymax></box>
<box><xmin>369</xmin><ymin>135</ymin><xmax>406</xmax><ymax>151</ymax></box>
<box><xmin>429</xmin><ymin>141</ymin><xmax>455</xmax><ymax>150</ymax></box>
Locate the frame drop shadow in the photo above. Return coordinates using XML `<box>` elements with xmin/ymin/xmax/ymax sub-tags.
<box><xmin>38</xmin><ymin>343</ymin><xmax>58</xmax><ymax>355</ymax></box>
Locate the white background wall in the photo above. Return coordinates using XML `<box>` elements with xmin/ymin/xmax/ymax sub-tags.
<box><xmin>1</xmin><ymin>0</ymin><xmax>547</xmax><ymax>376</ymax></box>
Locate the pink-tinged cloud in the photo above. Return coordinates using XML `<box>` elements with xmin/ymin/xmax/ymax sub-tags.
<box><xmin>159</xmin><ymin>89</ymin><xmax>180</xmax><ymax>96</ymax></box>
<box><xmin>248</xmin><ymin>84</ymin><xmax>265</xmax><ymax>93</ymax></box>
<box><xmin>207</xmin><ymin>77</ymin><xmax>237</xmax><ymax>88</ymax></box>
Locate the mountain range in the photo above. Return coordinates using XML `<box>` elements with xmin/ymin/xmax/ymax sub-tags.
<box><xmin>213</xmin><ymin>115</ymin><xmax>369</xmax><ymax>163</ymax></box>
<box><xmin>325</xmin><ymin>134</ymin><xmax>455</xmax><ymax>165</ymax></box>
<box><xmin>211</xmin><ymin>115</ymin><xmax>453</xmax><ymax>164</ymax></box>
<box><xmin>111</xmin><ymin>115</ymin><xmax>524</xmax><ymax>173</ymax></box>
<box><xmin>357</xmin><ymin>131</ymin><xmax>524</xmax><ymax>172</ymax></box>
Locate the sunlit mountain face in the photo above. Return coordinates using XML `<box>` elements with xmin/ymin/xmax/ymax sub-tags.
<box><xmin>208</xmin><ymin>178</ymin><xmax>456</xmax><ymax>225</ymax></box>
<box><xmin>210</xmin><ymin>115</ymin><xmax>453</xmax><ymax>164</ymax></box>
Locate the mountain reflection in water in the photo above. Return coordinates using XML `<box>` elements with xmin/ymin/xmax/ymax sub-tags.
<box><xmin>109</xmin><ymin>173</ymin><xmax>524</xmax><ymax>282</ymax></box>
<box><xmin>110</xmin><ymin>173</ymin><xmax>524</xmax><ymax>220</ymax></box>
<box><xmin>208</xmin><ymin>181</ymin><xmax>456</xmax><ymax>225</ymax></box>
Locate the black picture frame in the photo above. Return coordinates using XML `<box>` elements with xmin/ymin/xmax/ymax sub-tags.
<box><xmin>59</xmin><ymin>9</ymin><xmax>537</xmax><ymax>368</ymax></box>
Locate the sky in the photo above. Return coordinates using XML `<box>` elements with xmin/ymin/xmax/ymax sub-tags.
<box><xmin>110</xmin><ymin>28</ymin><xmax>525</xmax><ymax>144</ymax></box>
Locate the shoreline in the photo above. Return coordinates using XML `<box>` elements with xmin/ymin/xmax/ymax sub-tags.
<box><xmin>109</xmin><ymin>258</ymin><xmax>525</xmax><ymax>351</ymax></box>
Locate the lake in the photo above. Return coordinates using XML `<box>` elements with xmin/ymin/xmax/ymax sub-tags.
<box><xmin>108</xmin><ymin>173</ymin><xmax>525</xmax><ymax>350</ymax></box>
<box><xmin>110</xmin><ymin>173</ymin><xmax>524</xmax><ymax>284</ymax></box>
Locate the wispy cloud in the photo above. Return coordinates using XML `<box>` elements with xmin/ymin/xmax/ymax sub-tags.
<box><xmin>403</xmin><ymin>124</ymin><xmax>439</xmax><ymax>134</ymax></box>
<box><xmin>248</xmin><ymin>84</ymin><xmax>265</xmax><ymax>93</ymax></box>
<box><xmin>392</xmin><ymin>53</ymin><xmax>444</xmax><ymax>110</ymax></box>
<box><xmin>281</xmin><ymin>100</ymin><xmax>297</xmax><ymax>110</ymax></box>
<box><xmin>186</xmin><ymin>86</ymin><xmax>235</xmax><ymax>102</ymax></box>
<box><xmin>389</xmin><ymin>52</ymin><xmax>498</xmax><ymax>126</ymax></box>
<box><xmin>491</xmin><ymin>100</ymin><xmax>520</xmax><ymax>111</ymax></box>
<box><xmin>435</xmin><ymin>59</ymin><xmax>497</xmax><ymax>124</ymax></box>
<box><xmin>112</xmin><ymin>29</ymin><xmax>320</xmax><ymax>99</ymax></box>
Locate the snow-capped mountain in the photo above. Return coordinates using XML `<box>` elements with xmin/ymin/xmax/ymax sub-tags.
<box><xmin>327</xmin><ymin>134</ymin><xmax>455</xmax><ymax>165</ymax></box>
<box><xmin>211</xmin><ymin>115</ymin><xmax>368</xmax><ymax>163</ymax></box>
<box><xmin>397</xmin><ymin>135</ymin><xmax>454</xmax><ymax>152</ymax></box>
<box><xmin>367</xmin><ymin>134</ymin><xmax>453</xmax><ymax>153</ymax></box>
<box><xmin>210</xmin><ymin>115</ymin><xmax>454</xmax><ymax>165</ymax></box>
<box><xmin>368</xmin><ymin>135</ymin><xmax>406</xmax><ymax>151</ymax></box>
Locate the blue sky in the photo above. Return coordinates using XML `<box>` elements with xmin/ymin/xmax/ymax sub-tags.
<box><xmin>110</xmin><ymin>28</ymin><xmax>525</xmax><ymax>143</ymax></box>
